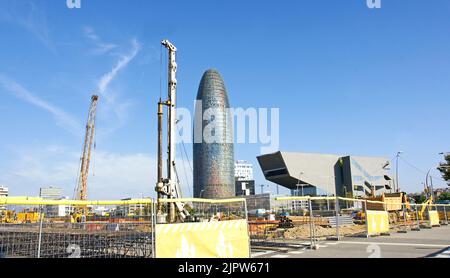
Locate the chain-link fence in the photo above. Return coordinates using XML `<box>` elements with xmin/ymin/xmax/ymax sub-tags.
<box><xmin>248</xmin><ymin>197</ymin><xmax>368</xmax><ymax>249</ymax></box>
<box><xmin>155</xmin><ymin>198</ymin><xmax>247</xmax><ymax>224</ymax></box>
<box><xmin>0</xmin><ymin>199</ymin><xmax>154</xmax><ymax>258</ymax></box>
<box><xmin>249</xmin><ymin>197</ymin><xmax>312</xmax><ymax>249</ymax></box>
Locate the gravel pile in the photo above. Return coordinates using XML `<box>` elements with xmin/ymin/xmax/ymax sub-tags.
<box><xmin>284</xmin><ymin>224</ymin><xmax>366</xmax><ymax>239</ymax></box>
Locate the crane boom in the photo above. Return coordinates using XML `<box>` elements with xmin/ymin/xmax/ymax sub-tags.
<box><xmin>77</xmin><ymin>95</ymin><xmax>99</xmax><ymax>201</ymax></box>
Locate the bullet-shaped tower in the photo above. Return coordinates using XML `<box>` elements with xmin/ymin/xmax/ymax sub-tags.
<box><xmin>193</xmin><ymin>69</ymin><xmax>235</xmax><ymax>199</ymax></box>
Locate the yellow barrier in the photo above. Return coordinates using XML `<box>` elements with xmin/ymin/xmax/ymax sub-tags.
<box><xmin>428</xmin><ymin>211</ymin><xmax>440</xmax><ymax>227</ymax></box>
<box><xmin>157</xmin><ymin>198</ymin><xmax>246</xmax><ymax>204</ymax></box>
<box><xmin>155</xmin><ymin>219</ymin><xmax>250</xmax><ymax>258</ymax></box>
<box><xmin>275</xmin><ymin>196</ymin><xmax>336</xmax><ymax>201</ymax></box>
<box><xmin>366</xmin><ymin>210</ymin><xmax>390</xmax><ymax>236</ymax></box>
<box><xmin>0</xmin><ymin>197</ymin><xmax>152</xmax><ymax>206</ymax></box>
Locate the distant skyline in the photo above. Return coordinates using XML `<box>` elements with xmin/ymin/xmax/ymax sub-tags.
<box><xmin>0</xmin><ymin>0</ymin><xmax>449</xmax><ymax>199</ymax></box>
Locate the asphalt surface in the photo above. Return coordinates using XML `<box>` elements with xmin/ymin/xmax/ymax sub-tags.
<box><xmin>251</xmin><ymin>225</ymin><xmax>450</xmax><ymax>258</ymax></box>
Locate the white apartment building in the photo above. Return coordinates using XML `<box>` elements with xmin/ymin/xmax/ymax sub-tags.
<box><xmin>235</xmin><ymin>160</ymin><xmax>254</xmax><ymax>181</ymax></box>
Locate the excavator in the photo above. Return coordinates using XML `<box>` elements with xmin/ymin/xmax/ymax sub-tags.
<box><xmin>418</xmin><ymin>184</ymin><xmax>434</xmax><ymax>221</ymax></box>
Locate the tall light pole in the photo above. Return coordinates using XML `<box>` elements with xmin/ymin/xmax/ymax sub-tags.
<box><xmin>259</xmin><ymin>184</ymin><xmax>269</xmax><ymax>195</ymax></box>
<box><xmin>396</xmin><ymin>151</ymin><xmax>403</xmax><ymax>193</ymax></box>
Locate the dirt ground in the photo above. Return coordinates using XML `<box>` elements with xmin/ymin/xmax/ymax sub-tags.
<box><xmin>284</xmin><ymin>224</ymin><xmax>366</xmax><ymax>239</ymax></box>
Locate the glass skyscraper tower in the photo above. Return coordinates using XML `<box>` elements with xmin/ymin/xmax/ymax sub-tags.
<box><xmin>193</xmin><ymin>69</ymin><xmax>235</xmax><ymax>199</ymax></box>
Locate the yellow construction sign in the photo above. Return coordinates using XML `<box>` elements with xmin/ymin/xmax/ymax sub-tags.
<box><xmin>366</xmin><ymin>210</ymin><xmax>389</xmax><ymax>236</ymax></box>
<box><xmin>155</xmin><ymin>219</ymin><xmax>250</xmax><ymax>258</ymax></box>
<box><xmin>428</xmin><ymin>211</ymin><xmax>440</xmax><ymax>226</ymax></box>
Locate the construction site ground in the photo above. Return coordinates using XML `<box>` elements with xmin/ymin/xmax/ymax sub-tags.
<box><xmin>252</xmin><ymin>225</ymin><xmax>450</xmax><ymax>258</ymax></box>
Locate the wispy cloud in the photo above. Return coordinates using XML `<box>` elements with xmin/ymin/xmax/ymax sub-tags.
<box><xmin>0</xmin><ymin>0</ymin><xmax>55</xmax><ymax>52</ymax></box>
<box><xmin>95</xmin><ymin>39</ymin><xmax>141</xmax><ymax>135</ymax></box>
<box><xmin>98</xmin><ymin>39</ymin><xmax>141</xmax><ymax>97</ymax></box>
<box><xmin>0</xmin><ymin>74</ymin><xmax>81</xmax><ymax>135</ymax></box>
<box><xmin>83</xmin><ymin>26</ymin><xmax>118</xmax><ymax>55</ymax></box>
<box><xmin>0</xmin><ymin>146</ymin><xmax>197</xmax><ymax>199</ymax></box>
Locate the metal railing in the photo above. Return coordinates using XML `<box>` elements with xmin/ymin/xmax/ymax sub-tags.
<box><xmin>247</xmin><ymin>196</ymin><xmax>450</xmax><ymax>250</ymax></box>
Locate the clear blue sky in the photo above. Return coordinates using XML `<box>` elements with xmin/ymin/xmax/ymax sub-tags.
<box><xmin>0</xmin><ymin>0</ymin><xmax>449</xmax><ymax>199</ymax></box>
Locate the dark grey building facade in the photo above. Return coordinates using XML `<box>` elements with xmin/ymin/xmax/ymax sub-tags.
<box><xmin>193</xmin><ymin>69</ymin><xmax>235</xmax><ymax>198</ymax></box>
<box><xmin>235</xmin><ymin>180</ymin><xmax>255</xmax><ymax>196</ymax></box>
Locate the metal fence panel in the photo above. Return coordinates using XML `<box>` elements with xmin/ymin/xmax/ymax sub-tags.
<box><xmin>0</xmin><ymin>200</ymin><xmax>154</xmax><ymax>258</ymax></box>
<box><xmin>155</xmin><ymin>198</ymin><xmax>249</xmax><ymax>258</ymax></box>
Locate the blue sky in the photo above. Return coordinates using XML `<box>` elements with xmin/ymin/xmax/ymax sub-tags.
<box><xmin>0</xmin><ymin>0</ymin><xmax>449</xmax><ymax>199</ymax></box>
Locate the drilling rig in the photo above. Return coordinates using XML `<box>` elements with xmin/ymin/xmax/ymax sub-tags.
<box><xmin>155</xmin><ymin>40</ymin><xmax>189</xmax><ymax>223</ymax></box>
<box><xmin>74</xmin><ymin>95</ymin><xmax>99</xmax><ymax>222</ymax></box>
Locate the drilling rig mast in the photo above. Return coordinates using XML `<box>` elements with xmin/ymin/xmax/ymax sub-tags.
<box><xmin>156</xmin><ymin>40</ymin><xmax>189</xmax><ymax>223</ymax></box>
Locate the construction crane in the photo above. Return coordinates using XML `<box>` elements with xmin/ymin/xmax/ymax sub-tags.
<box><xmin>74</xmin><ymin>95</ymin><xmax>99</xmax><ymax>221</ymax></box>
<box><xmin>155</xmin><ymin>40</ymin><xmax>189</xmax><ymax>223</ymax></box>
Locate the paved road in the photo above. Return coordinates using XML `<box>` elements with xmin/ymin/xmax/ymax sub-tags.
<box><xmin>251</xmin><ymin>225</ymin><xmax>450</xmax><ymax>258</ymax></box>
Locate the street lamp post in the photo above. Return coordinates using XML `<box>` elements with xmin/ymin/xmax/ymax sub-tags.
<box><xmin>396</xmin><ymin>151</ymin><xmax>403</xmax><ymax>193</ymax></box>
<box><xmin>259</xmin><ymin>184</ymin><xmax>269</xmax><ymax>195</ymax></box>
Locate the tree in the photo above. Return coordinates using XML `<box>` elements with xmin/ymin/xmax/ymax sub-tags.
<box><xmin>438</xmin><ymin>154</ymin><xmax>450</xmax><ymax>185</ymax></box>
<box><xmin>412</xmin><ymin>194</ymin><xmax>427</xmax><ymax>204</ymax></box>
<box><xmin>438</xmin><ymin>192</ymin><xmax>450</xmax><ymax>201</ymax></box>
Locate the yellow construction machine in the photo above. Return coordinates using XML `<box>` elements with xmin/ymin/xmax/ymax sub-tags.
<box><xmin>0</xmin><ymin>210</ymin><xmax>15</xmax><ymax>223</ymax></box>
<box><xmin>16</xmin><ymin>210</ymin><xmax>41</xmax><ymax>224</ymax></box>
<box><xmin>364</xmin><ymin>192</ymin><xmax>412</xmax><ymax>223</ymax></box>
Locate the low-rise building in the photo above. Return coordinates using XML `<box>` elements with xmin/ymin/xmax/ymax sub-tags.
<box><xmin>116</xmin><ymin>198</ymin><xmax>151</xmax><ymax>217</ymax></box>
<box><xmin>235</xmin><ymin>160</ymin><xmax>256</xmax><ymax>196</ymax></box>
<box><xmin>0</xmin><ymin>185</ymin><xmax>8</xmax><ymax>211</ymax></box>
